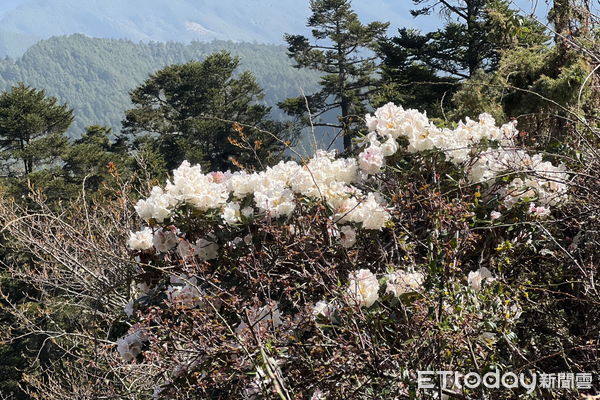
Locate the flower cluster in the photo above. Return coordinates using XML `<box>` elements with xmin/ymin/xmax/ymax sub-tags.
<box><xmin>364</xmin><ymin>103</ymin><xmax>569</xmax><ymax>214</ymax></box>
<box><xmin>121</xmin><ymin>102</ymin><xmax>572</xmax><ymax>389</ymax></box>
<box><xmin>468</xmin><ymin>149</ymin><xmax>569</xmax><ymax>209</ymax></box>
<box><xmin>116</xmin><ymin>330</ymin><xmax>147</xmax><ymax>361</ymax></box>
<box><xmin>130</xmin><ymin>102</ymin><xmax>570</xmax><ymax>259</ymax></box>
<box><xmin>365</xmin><ymin>103</ymin><xmax>517</xmax><ymax>162</ymax></box>
<box><xmin>385</xmin><ymin>270</ymin><xmax>425</xmax><ymax>297</ymax></box>
<box><xmin>133</xmin><ymin>151</ymin><xmax>389</xmax><ymax>237</ymax></box>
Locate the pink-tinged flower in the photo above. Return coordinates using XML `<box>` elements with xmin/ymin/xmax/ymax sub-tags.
<box><xmin>209</xmin><ymin>171</ymin><xmax>227</xmax><ymax>183</ymax></box>
<box><xmin>528</xmin><ymin>203</ymin><xmax>551</xmax><ymax>217</ymax></box>
<box><xmin>340</xmin><ymin>225</ymin><xmax>357</xmax><ymax>248</ymax></box>
<box><xmin>358</xmin><ymin>145</ymin><xmax>385</xmax><ymax>175</ymax></box>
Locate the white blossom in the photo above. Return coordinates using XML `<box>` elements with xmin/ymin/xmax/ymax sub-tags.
<box><xmin>340</xmin><ymin>225</ymin><xmax>357</xmax><ymax>248</ymax></box>
<box><xmin>468</xmin><ymin>267</ymin><xmax>495</xmax><ymax>291</ymax></box>
<box><xmin>347</xmin><ymin>269</ymin><xmax>379</xmax><ymax>308</ymax></box>
<box><xmin>127</xmin><ymin>228</ymin><xmax>153</xmax><ymax>251</ymax></box>
<box><xmin>358</xmin><ymin>144</ymin><xmax>385</xmax><ymax>175</ymax></box>
<box><xmin>134</xmin><ymin>186</ymin><xmax>174</xmax><ymax>223</ymax></box>
<box><xmin>222</xmin><ymin>202</ymin><xmax>242</xmax><ymax>224</ymax></box>
<box><xmin>385</xmin><ymin>271</ymin><xmax>425</xmax><ymax>296</ymax></box>
<box><xmin>165</xmin><ymin>161</ymin><xmax>229</xmax><ymax>211</ymax></box>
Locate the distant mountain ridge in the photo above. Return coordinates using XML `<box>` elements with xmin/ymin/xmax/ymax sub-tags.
<box><xmin>0</xmin><ymin>0</ymin><xmax>416</xmax><ymax>58</ymax></box>
<box><xmin>0</xmin><ymin>34</ymin><xmax>322</xmax><ymax>137</ymax></box>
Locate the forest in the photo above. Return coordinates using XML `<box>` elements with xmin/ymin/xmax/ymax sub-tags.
<box><xmin>0</xmin><ymin>35</ymin><xmax>321</xmax><ymax>135</ymax></box>
<box><xmin>0</xmin><ymin>0</ymin><xmax>599</xmax><ymax>399</ymax></box>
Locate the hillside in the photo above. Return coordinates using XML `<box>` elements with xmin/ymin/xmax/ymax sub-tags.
<box><xmin>0</xmin><ymin>35</ymin><xmax>322</xmax><ymax>137</ymax></box>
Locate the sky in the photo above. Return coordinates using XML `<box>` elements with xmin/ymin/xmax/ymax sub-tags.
<box><xmin>0</xmin><ymin>0</ymin><xmax>553</xmax><ymax>54</ymax></box>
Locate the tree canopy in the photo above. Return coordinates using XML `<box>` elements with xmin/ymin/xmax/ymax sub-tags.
<box><xmin>280</xmin><ymin>0</ymin><xmax>389</xmax><ymax>150</ymax></box>
<box><xmin>124</xmin><ymin>52</ymin><xmax>294</xmax><ymax>171</ymax></box>
<box><xmin>0</xmin><ymin>83</ymin><xmax>73</xmax><ymax>176</ymax></box>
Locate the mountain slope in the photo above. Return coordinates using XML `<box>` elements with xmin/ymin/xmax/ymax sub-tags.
<box><xmin>0</xmin><ymin>35</ymin><xmax>322</xmax><ymax>137</ymax></box>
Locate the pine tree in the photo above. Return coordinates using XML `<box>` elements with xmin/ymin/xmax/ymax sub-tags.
<box><xmin>280</xmin><ymin>0</ymin><xmax>389</xmax><ymax>150</ymax></box>
<box><xmin>377</xmin><ymin>0</ymin><xmax>547</xmax><ymax>119</ymax></box>
<box><xmin>449</xmin><ymin>0</ymin><xmax>596</xmax><ymax>144</ymax></box>
<box><xmin>61</xmin><ymin>125</ymin><xmax>132</xmax><ymax>193</ymax></box>
<box><xmin>123</xmin><ymin>52</ymin><xmax>292</xmax><ymax>171</ymax></box>
<box><xmin>0</xmin><ymin>83</ymin><xmax>73</xmax><ymax>176</ymax></box>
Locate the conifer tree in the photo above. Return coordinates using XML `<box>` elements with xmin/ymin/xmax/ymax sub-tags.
<box><xmin>123</xmin><ymin>52</ymin><xmax>290</xmax><ymax>171</ymax></box>
<box><xmin>378</xmin><ymin>0</ymin><xmax>547</xmax><ymax>118</ymax></box>
<box><xmin>0</xmin><ymin>83</ymin><xmax>73</xmax><ymax>176</ymax></box>
<box><xmin>280</xmin><ymin>0</ymin><xmax>389</xmax><ymax>150</ymax></box>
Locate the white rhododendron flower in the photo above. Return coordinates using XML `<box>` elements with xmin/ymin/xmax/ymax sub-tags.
<box><xmin>254</xmin><ymin>186</ymin><xmax>296</xmax><ymax>217</ymax></box>
<box><xmin>313</xmin><ymin>300</ymin><xmax>336</xmax><ymax>320</ymax></box>
<box><xmin>134</xmin><ymin>186</ymin><xmax>174</xmax><ymax>223</ymax></box>
<box><xmin>195</xmin><ymin>238</ymin><xmax>218</xmax><ymax>261</ymax></box>
<box><xmin>385</xmin><ymin>271</ymin><xmax>424</xmax><ymax>296</ymax></box>
<box><xmin>129</xmin><ymin>101</ymin><xmax>569</xmax><ymax>285</ymax></box>
<box><xmin>354</xmin><ymin>193</ymin><xmax>390</xmax><ymax>230</ymax></box>
<box><xmin>166</xmin><ymin>161</ymin><xmax>229</xmax><ymax>211</ymax></box>
<box><xmin>166</xmin><ymin>276</ymin><xmax>204</xmax><ymax>308</ymax></box>
<box><xmin>347</xmin><ymin>269</ymin><xmax>379</xmax><ymax>308</ymax></box>
<box><xmin>333</xmin><ymin>192</ymin><xmax>390</xmax><ymax>230</ymax></box>
<box><xmin>222</xmin><ymin>202</ymin><xmax>242</xmax><ymax>224</ymax></box>
<box><xmin>127</xmin><ymin>227</ymin><xmax>153</xmax><ymax>250</ymax></box>
<box><xmin>117</xmin><ymin>330</ymin><xmax>147</xmax><ymax>362</ymax></box>
<box><xmin>380</xmin><ymin>134</ymin><xmax>399</xmax><ymax>156</ymax></box>
<box><xmin>468</xmin><ymin>267</ymin><xmax>495</xmax><ymax>291</ymax></box>
<box><xmin>468</xmin><ymin>149</ymin><xmax>568</xmax><ymax>213</ymax></box>
<box><xmin>152</xmin><ymin>229</ymin><xmax>178</xmax><ymax>252</ymax></box>
<box><xmin>340</xmin><ymin>225</ymin><xmax>357</xmax><ymax>248</ymax></box>
<box><xmin>358</xmin><ymin>144</ymin><xmax>385</xmax><ymax>175</ymax></box>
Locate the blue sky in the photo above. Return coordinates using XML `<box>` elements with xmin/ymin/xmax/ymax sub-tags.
<box><xmin>0</xmin><ymin>0</ymin><xmax>552</xmax><ymax>49</ymax></box>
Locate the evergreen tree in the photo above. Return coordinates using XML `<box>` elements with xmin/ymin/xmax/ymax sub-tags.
<box><xmin>449</xmin><ymin>0</ymin><xmax>596</xmax><ymax>144</ymax></box>
<box><xmin>377</xmin><ymin>0</ymin><xmax>547</xmax><ymax>118</ymax></box>
<box><xmin>400</xmin><ymin>0</ymin><xmax>545</xmax><ymax>78</ymax></box>
<box><xmin>61</xmin><ymin>125</ymin><xmax>132</xmax><ymax>193</ymax></box>
<box><xmin>375</xmin><ymin>34</ymin><xmax>458</xmax><ymax>119</ymax></box>
<box><xmin>280</xmin><ymin>0</ymin><xmax>389</xmax><ymax>150</ymax></box>
<box><xmin>0</xmin><ymin>83</ymin><xmax>73</xmax><ymax>176</ymax></box>
<box><xmin>123</xmin><ymin>52</ymin><xmax>292</xmax><ymax>171</ymax></box>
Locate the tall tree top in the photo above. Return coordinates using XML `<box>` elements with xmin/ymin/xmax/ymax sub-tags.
<box><xmin>281</xmin><ymin>0</ymin><xmax>389</xmax><ymax>150</ymax></box>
